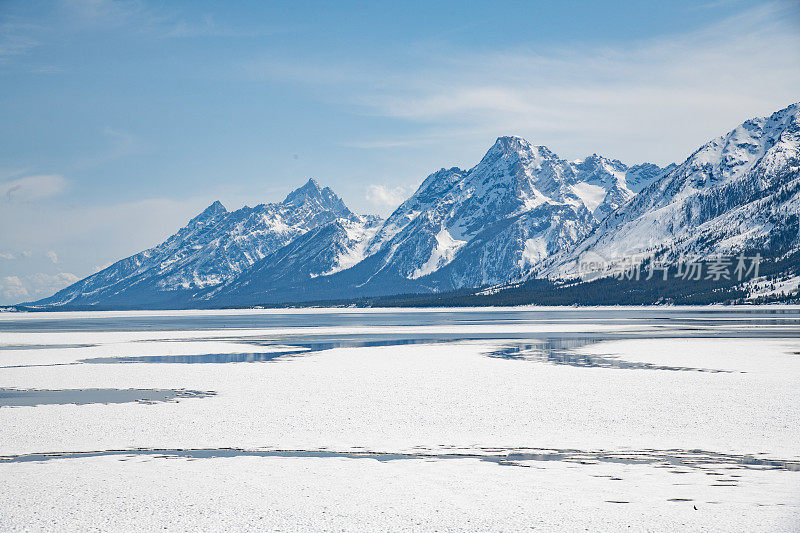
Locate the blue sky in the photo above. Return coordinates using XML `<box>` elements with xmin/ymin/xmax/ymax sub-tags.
<box><xmin>1</xmin><ymin>0</ymin><xmax>799</xmax><ymax>304</ymax></box>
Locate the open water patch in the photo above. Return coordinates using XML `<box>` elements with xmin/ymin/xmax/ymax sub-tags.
<box><xmin>77</xmin><ymin>336</ymin><xmax>481</xmax><ymax>364</ymax></box>
<box><xmin>0</xmin><ymin>388</ymin><xmax>215</xmax><ymax>407</ymax></box>
<box><xmin>486</xmin><ymin>339</ymin><xmax>735</xmax><ymax>372</ymax></box>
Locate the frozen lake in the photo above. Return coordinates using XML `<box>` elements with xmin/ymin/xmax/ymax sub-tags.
<box><xmin>0</xmin><ymin>307</ymin><xmax>798</xmax><ymax>531</ymax></box>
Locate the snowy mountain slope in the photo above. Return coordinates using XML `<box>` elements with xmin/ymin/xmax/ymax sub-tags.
<box><xmin>570</xmin><ymin>156</ymin><xmax>673</xmax><ymax>221</ymax></box>
<box><xmin>323</xmin><ymin>138</ymin><xmax>592</xmax><ymax>292</ymax></box>
<box><xmin>32</xmin><ymin>179</ymin><xmax>374</xmax><ymax>307</ymax></box>
<box><xmin>625</xmin><ymin>163</ymin><xmax>677</xmax><ymax>193</ymax></box>
<box><xmin>571</xmin><ymin>155</ymin><xmax>632</xmax><ymax>220</ymax></box>
<box><xmin>544</xmin><ymin>102</ymin><xmax>800</xmax><ymax>279</ymax></box>
<box><xmin>340</xmin><ymin>136</ymin><xmax>669</xmax><ymax>293</ymax></box>
<box><xmin>427</xmin><ymin>202</ymin><xmax>595</xmax><ymax>288</ymax></box>
<box><xmin>203</xmin><ymin>214</ymin><xmax>382</xmax><ymax>303</ymax></box>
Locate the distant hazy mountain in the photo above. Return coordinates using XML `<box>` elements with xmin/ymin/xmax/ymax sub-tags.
<box><xmin>27</xmin><ymin>103</ymin><xmax>799</xmax><ymax>309</ymax></box>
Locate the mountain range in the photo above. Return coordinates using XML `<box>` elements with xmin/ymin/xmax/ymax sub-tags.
<box><xmin>29</xmin><ymin>102</ymin><xmax>800</xmax><ymax>309</ymax></box>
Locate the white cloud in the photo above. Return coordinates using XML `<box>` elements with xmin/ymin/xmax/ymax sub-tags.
<box><xmin>365</xmin><ymin>184</ymin><xmax>414</xmax><ymax>209</ymax></box>
<box><xmin>1</xmin><ymin>174</ymin><xmax>68</xmax><ymax>202</ymax></box>
<box><xmin>46</xmin><ymin>250</ymin><xmax>59</xmax><ymax>264</ymax></box>
<box><xmin>0</xmin><ymin>276</ymin><xmax>28</xmax><ymax>300</ymax></box>
<box><xmin>0</xmin><ymin>272</ymin><xmax>80</xmax><ymax>303</ymax></box>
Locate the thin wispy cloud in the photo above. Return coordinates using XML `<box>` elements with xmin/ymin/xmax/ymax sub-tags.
<box><xmin>380</xmin><ymin>3</ymin><xmax>797</xmax><ymax>162</ymax></box>
<box><xmin>0</xmin><ymin>175</ymin><xmax>68</xmax><ymax>203</ymax></box>
<box><xmin>73</xmin><ymin>128</ymin><xmax>141</xmax><ymax>169</ymax></box>
<box><xmin>0</xmin><ymin>0</ymin><xmax>264</xmax><ymax>69</ymax></box>
<box><xmin>0</xmin><ymin>34</ymin><xmax>37</xmax><ymax>62</ymax></box>
<box><xmin>56</xmin><ymin>0</ymin><xmax>275</xmax><ymax>39</ymax></box>
<box><xmin>0</xmin><ymin>21</ymin><xmax>42</xmax><ymax>63</ymax></box>
<box><xmin>253</xmin><ymin>2</ymin><xmax>800</xmax><ymax>164</ymax></box>
<box><xmin>58</xmin><ymin>0</ymin><xmax>147</xmax><ymax>28</ymax></box>
<box><xmin>57</xmin><ymin>0</ymin><xmax>201</xmax><ymax>36</ymax></box>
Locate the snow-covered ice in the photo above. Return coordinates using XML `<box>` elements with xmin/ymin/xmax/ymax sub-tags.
<box><xmin>0</xmin><ymin>307</ymin><xmax>798</xmax><ymax>531</ymax></box>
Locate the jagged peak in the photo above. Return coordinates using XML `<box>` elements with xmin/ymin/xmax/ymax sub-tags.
<box><xmin>576</xmin><ymin>153</ymin><xmax>625</xmax><ymax>167</ymax></box>
<box><xmin>628</xmin><ymin>162</ymin><xmax>666</xmax><ymax>171</ymax></box>
<box><xmin>283</xmin><ymin>178</ymin><xmax>322</xmax><ymax>203</ymax></box>
<box><xmin>282</xmin><ymin>178</ymin><xmax>352</xmax><ymax>217</ymax></box>
<box><xmin>480</xmin><ymin>136</ymin><xmax>561</xmax><ymax>166</ymax></box>
<box><xmin>572</xmin><ymin>154</ymin><xmax>613</xmax><ymax>165</ymax></box>
<box><xmin>489</xmin><ymin>135</ymin><xmax>533</xmax><ymax>154</ymax></box>
<box><xmin>434</xmin><ymin>166</ymin><xmax>464</xmax><ymax>175</ymax></box>
<box><xmin>207</xmin><ymin>199</ymin><xmax>226</xmax><ymax>212</ymax></box>
<box><xmin>424</xmin><ymin>166</ymin><xmax>465</xmax><ymax>183</ymax></box>
<box><xmin>282</xmin><ymin>178</ymin><xmax>336</xmax><ymax>207</ymax></box>
<box><xmin>494</xmin><ymin>134</ymin><xmax>529</xmax><ymax>144</ymax></box>
<box><xmin>771</xmin><ymin>101</ymin><xmax>800</xmax><ymax>120</ymax></box>
<box><xmin>188</xmin><ymin>200</ymin><xmax>227</xmax><ymax>226</ymax></box>
<box><xmin>414</xmin><ymin>166</ymin><xmax>466</xmax><ymax>198</ymax></box>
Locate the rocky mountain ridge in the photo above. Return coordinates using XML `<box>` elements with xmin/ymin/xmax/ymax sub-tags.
<box><xmin>30</xmin><ymin>103</ymin><xmax>800</xmax><ymax>308</ymax></box>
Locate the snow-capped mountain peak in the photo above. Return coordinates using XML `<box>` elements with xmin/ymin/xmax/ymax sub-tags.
<box><xmin>281</xmin><ymin>178</ymin><xmax>351</xmax><ymax>217</ymax></box>
<box><xmin>188</xmin><ymin>200</ymin><xmax>227</xmax><ymax>226</ymax></box>
<box><xmin>481</xmin><ymin>135</ymin><xmax>551</xmax><ymax>162</ymax></box>
<box><xmin>573</xmin><ymin>154</ymin><xmax>627</xmax><ymax>188</ymax></box>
